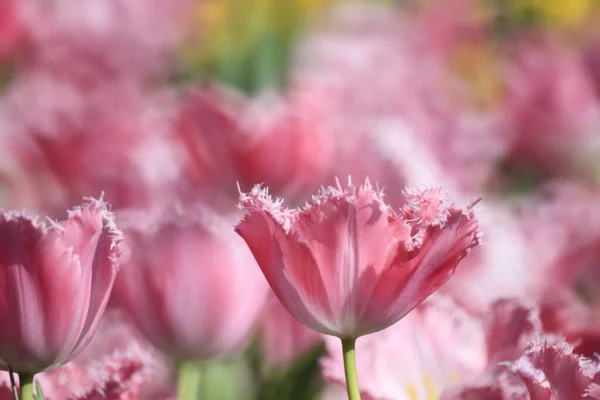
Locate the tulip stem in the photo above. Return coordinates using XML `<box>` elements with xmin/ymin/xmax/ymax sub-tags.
<box><xmin>18</xmin><ymin>373</ymin><xmax>34</xmax><ymax>400</ymax></box>
<box><xmin>341</xmin><ymin>338</ymin><xmax>361</xmax><ymax>400</ymax></box>
<box><xmin>177</xmin><ymin>360</ymin><xmax>203</xmax><ymax>400</ymax></box>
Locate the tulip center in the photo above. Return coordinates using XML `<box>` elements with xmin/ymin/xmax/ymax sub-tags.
<box><xmin>404</xmin><ymin>373</ymin><xmax>441</xmax><ymax>400</ymax></box>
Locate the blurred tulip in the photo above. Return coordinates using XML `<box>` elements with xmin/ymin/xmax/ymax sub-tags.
<box><xmin>322</xmin><ymin>298</ymin><xmax>543</xmax><ymax>400</ymax></box>
<box><xmin>1</xmin><ymin>77</ymin><xmax>182</xmax><ymax>214</ymax></box>
<box><xmin>322</xmin><ymin>296</ymin><xmax>486</xmax><ymax>400</ymax></box>
<box><xmin>0</xmin><ymin>198</ymin><xmax>122</xmax><ymax>375</ymax></box>
<box><xmin>0</xmin><ymin>0</ymin><xmax>25</xmax><ymax>66</ymax></box>
<box><xmin>501</xmin><ymin>34</ymin><xmax>600</xmax><ymax>179</ymax></box>
<box><xmin>43</xmin><ymin>309</ymin><xmax>174</xmax><ymax>400</ymax></box>
<box><xmin>236</xmin><ymin>178</ymin><xmax>480</xmax><ymax>338</ymax></box>
<box><xmin>20</xmin><ymin>0</ymin><xmax>190</xmax><ymax>83</ymax></box>
<box><xmin>176</xmin><ymin>84</ymin><xmax>334</xmax><ymax>202</ymax></box>
<box><xmin>446</xmin><ymin>341</ymin><xmax>600</xmax><ymax>400</ymax></box>
<box><xmin>441</xmin><ymin>201</ymin><xmax>538</xmax><ymax>313</ymax></box>
<box><xmin>0</xmin><ymin>0</ymin><xmax>191</xmax><ymax>215</ymax></box>
<box><xmin>294</xmin><ymin>2</ymin><xmax>511</xmax><ymax>195</ymax></box>
<box><xmin>518</xmin><ymin>183</ymin><xmax>600</xmax><ymax>336</ymax></box>
<box><xmin>112</xmin><ymin>204</ymin><xmax>268</xmax><ymax>361</ymax></box>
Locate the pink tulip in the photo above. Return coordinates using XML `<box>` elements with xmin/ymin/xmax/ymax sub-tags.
<box><xmin>112</xmin><ymin>205</ymin><xmax>268</xmax><ymax>361</ymax></box>
<box><xmin>0</xmin><ymin>198</ymin><xmax>122</xmax><ymax>374</ymax></box>
<box><xmin>519</xmin><ymin>183</ymin><xmax>600</xmax><ymax>334</ymax></box>
<box><xmin>0</xmin><ymin>0</ymin><xmax>25</xmax><ymax>65</ymax></box>
<box><xmin>42</xmin><ymin>309</ymin><xmax>173</xmax><ymax>400</ymax></box>
<box><xmin>447</xmin><ymin>341</ymin><xmax>600</xmax><ymax>400</ymax></box>
<box><xmin>236</xmin><ymin>178</ymin><xmax>480</xmax><ymax>339</ymax></box>
<box><xmin>502</xmin><ymin>34</ymin><xmax>600</xmax><ymax>178</ymax></box>
<box><xmin>322</xmin><ymin>298</ymin><xmax>543</xmax><ymax>400</ymax></box>
<box><xmin>322</xmin><ymin>296</ymin><xmax>487</xmax><ymax>400</ymax></box>
<box><xmin>175</xmin><ymin>85</ymin><xmax>335</xmax><ymax>200</ymax></box>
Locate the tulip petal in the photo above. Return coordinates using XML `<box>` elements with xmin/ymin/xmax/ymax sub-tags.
<box><xmin>236</xmin><ymin>210</ymin><xmax>337</xmax><ymax>334</ymax></box>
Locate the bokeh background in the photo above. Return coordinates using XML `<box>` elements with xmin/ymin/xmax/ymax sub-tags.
<box><xmin>3</xmin><ymin>0</ymin><xmax>600</xmax><ymax>399</ymax></box>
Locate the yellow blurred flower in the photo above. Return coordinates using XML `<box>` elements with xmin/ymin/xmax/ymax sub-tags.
<box><xmin>506</xmin><ymin>0</ymin><xmax>595</xmax><ymax>28</ymax></box>
<box><xmin>448</xmin><ymin>42</ymin><xmax>505</xmax><ymax>110</ymax></box>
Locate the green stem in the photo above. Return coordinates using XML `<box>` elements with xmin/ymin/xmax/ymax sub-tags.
<box><xmin>341</xmin><ymin>338</ymin><xmax>361</xmax><ymax>400</ymax></box>
<box><xmin>177</xmin><ymin>360</ymin><xmax>203</xmax><ymax>400</ymax></box>
<box><xmin>18</xmin><ymin>373</ymin><xmax>34</xmax><ymax>400</ymax></box>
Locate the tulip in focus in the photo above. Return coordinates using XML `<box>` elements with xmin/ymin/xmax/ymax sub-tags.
<box><xmin>236</xmin><ymin>178</ymin><xmax>481</xmax><ymax>399</ymax></box>
<box><xmin>0</xmin><ymin>198</ymin><xmax>123</xmax><ymax>399</ymax></box>
<box><xmin>112</xmin><ymin>204</ymin><xmax>268</xmax><ymax>398</ymax></box>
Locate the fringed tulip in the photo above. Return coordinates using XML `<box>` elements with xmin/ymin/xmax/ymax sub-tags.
<box><xmin>0</xmin><ymin>197</ymin><xmax>122</xmax><ymax>399</ymax></box>
<box><xmin>237</xmin><ymin>178</ymin><xmax>479</xmax><ymax>400</ymax></box>
<box><xmin>447</xmin><ymin>341</ymin><xmax>600</xmax><ymax>400</ymax></box>
<box><xmin>112</xmin><ymin>205</ymin><xmax>268</xmax><ymax>361</ymax></box>
<box><xmin>237</xmin><ymin>179</ymin><xmax>480</xmax><ymax>338</ymax></box>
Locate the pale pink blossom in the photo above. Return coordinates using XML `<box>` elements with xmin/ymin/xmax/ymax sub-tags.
<box><xmin>0</xmin><ymin>0</ymin><xmax>25</xmax><ymax>64</ymax></box>
<box><xmin>42</xmin><ymin>309</ymin><xmax>174</xmax><ymax>400</ymax></box>
<box><xmin>112</xmin><ymin>204</ymin><xmax>268</xmax><ymax>361</ymax></box>
<box><xmin>0</xmin><ymin>0</ymin><xmax>190</xmax><ymax>213</ymax></box>
<box><xmin>1</xmin><ymin>77</ymin><xmax>182</xmax><ymax>213</ymax></box>
<box><xmin>322</xmin><ymin>296</ymin><xmax>486</xmax><ymax>400</ymax></box>
<box><xmin>519</xmin><ymin>183</ymin><xmax>600</xmax><ymax>334</ymax></box>
<box><xmin>294</xmin><ymin>2</ymin><xmax>510</xmax><ymax>195</ymax></box>
<box><xmin>415</xmin><ymin>0</ymin><xmax>489</xmax><ymax>59</ymax></box>
<box><xmin>175</xmin><ymin>84</ymin><xmax>335</xmax><ymax>201</ymax></box>
<box><xmin>236</xmin><ymin>178</ymin><xmax>480</xmax><ymax>338</ymax></box>
<box><xmin>0</xmin><ymin>198</ymin><xmax>122</xmax><ymax>373</ymax></box>
<box><xmin>442</xmin><ymin>201</ymin><xmax>539</xmax><ymax>313</ymax></box>
<box><xmin>502</xmin><ymin>34</ymin><xmax>600</xmax><ymax>179</ymax></box>
<box><xmin>322</xmin><ymin>298</ymin><xmax>542</xmax><ymax>400</ymax></box>
<box><xmin>18</xmin><ymin>0</ymin><xmax>190</xmax><ymax>82</ymax></box>
<box><xmin>446</xmin><ymin>341</ymin><xmax>600</xmax><ymax>400</ymax></box>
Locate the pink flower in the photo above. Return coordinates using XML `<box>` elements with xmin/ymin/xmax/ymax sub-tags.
<box><xmin>0</xmin><ymin>198</ymin><xmax>122</xmax><ymax>373</ymax></box>
<box><xmin>175</xmin><ymin>85</ymin><xmax>335</xmax><ymax>200</ymax></box>
<box><xmin>447</xmin><ymin>341</ymin><xmax>600</xmax><ymax>400</ymax></box>
<box><xmin>322</xmin><ymin>296</ymin><xmax>487</xmax><ymax>400</ymax></box>
<box><xmin>502</xmin><ymin>34</ymin><xmax>600</xmax><ymax>178</ymax></box>
<box><xmin>19</xmin><ymin>0</ymin><xmax>190</xmax><ymax>83</ymax></box>
<box><xmin>231</xmin><ymin>89</ymin><xmax>335</xmax><ymax>199</ymax></box>
<box><xmin>236</xmin><ymin>178</ymin><xmax>480</xmax><ymax>338</ymax></box>
<box><xmin>441</xmin><ymin>201</ymin><xmax>538</xmax><ymax>314</ymax></box>
<box><xmin>112</xmin><ymin>204</ymin><xmax>268</xmax><ymax>361</ymax></box>
<box><xmin>519</xmin><ymin>183</ymin><xmax>600</xmax><ymax>334</ymax></box>
<box><xmin>2</xmin><ymin>75</ymin><xmax>182</xmax><ymax>213</ymax></box>
<box><xmin>42</xmin><ymin>309</ymin><xmax>173</xmax><ymax>400</ymax></box>
<box><xmin>293</xmin><ymin>3</ymin><xmax>511</xmax><ymax>195</ymax></box>
<box><xmin>321</xmin><ymin>298</ymin><xmax>542</xmax><ymax>400</ymax></box>
<box><xmin>0</xmin><ymin>0</ymin><xmax>25</xmax><ymax>65</ymax></box>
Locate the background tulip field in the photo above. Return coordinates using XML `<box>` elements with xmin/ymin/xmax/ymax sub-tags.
<box><xmin>3</xmin><ymin>0</ymin><xmax>600</xmax><ymax>399</ymax></box>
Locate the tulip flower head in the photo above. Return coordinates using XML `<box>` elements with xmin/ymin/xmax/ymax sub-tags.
<box><xmin>112</xmin><ymin>204</ymin><xmax>268</xmax><ymax>362</ymax></box>
<box><xmin>236</xmin><ymin>178</ymin><xmax>481</xmax><ymax>339</ymax></box>
<box><xmin>0</xmin><ymin>198</ymin><xmax>122</xmax><ymax>374</ymax></box>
